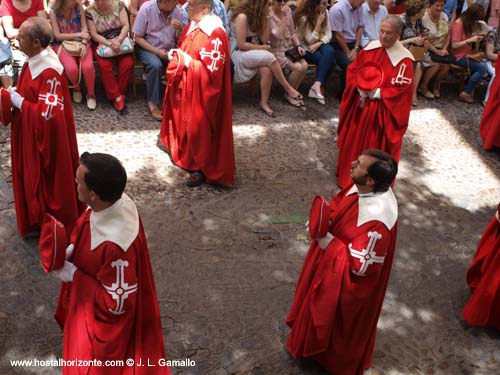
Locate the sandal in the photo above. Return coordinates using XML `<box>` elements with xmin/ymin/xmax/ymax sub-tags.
<box><xmin>418</xmin><ymin>87</ymin><xmax>434</xmax><ymax>99</ymax></box>
<box><xmin>186</xmin><ymin>171</ymin><xmax>205</xmax><ymax>187</ymax></box>
<box><xmin>260</xmin><ymin>104</ymin><xmax>275</xmax><ymax>118</ymax></box>
<box><xmin>285</xmin><ymin>93</ymin><xmax>304</xmax><ymax>108</ymax></box>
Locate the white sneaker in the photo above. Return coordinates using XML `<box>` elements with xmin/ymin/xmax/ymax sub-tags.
<box><xmin>73</xmin><ymin>90</ymin><xmax>83</xmax><ymax>103</ymax></box>
<box><xmin>87</xmin><ymin>96</ymin><xmax>96</xmax><ymax>110</ymax></box>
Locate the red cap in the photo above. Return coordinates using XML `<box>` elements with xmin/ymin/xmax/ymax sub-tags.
<box><xmin>309</xmin><ymin>196</ymin><xmax>331</xmax><ymax>239</ymax></box>
<box><xmin>357</xmin><ymin>61</ymin><xmax>384</xmax><ymax>92</ymax></box>
<box><xmin>0</xmin><ymin>87</ymin><xmax>12</xmax><ymax>126</ymax></box>
<box><xmin>39</xmin><ymin>213</ymin><xmax>67</xmax><ymax>273</ymax></box>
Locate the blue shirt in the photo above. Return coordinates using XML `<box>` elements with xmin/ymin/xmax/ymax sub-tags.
<box><xmin>329</xmin><ymin>0</ymin><xmax>365</xmax><ymax>44</ymax></box>
<box><xmin>360</xmin><ymin>2</ymin><xmax>388</xmax><ymax>47</ymax></box>
<box><xmin>181</xmin><ymin>0</ymin><xmax>228</xmax><ymax>32</ymax></box>
<box><xmin>443</xmin><ymin>0</ymin><xmax>457</xmax><ymax>19</ymax></box>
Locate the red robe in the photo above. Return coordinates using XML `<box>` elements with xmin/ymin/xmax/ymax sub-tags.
<box><xmin>479</xmin><ymin>62</ymin><xmax>500</xmax><ymax>150</ymax></box>
<box><xmin>336</xmin><ymin>41</ymin><xmax>414</xmax><ymax>188</ymax></box>
<box><xmin>286</xmin><ymin>185</ymin><xmax>398</xmax><ymax>375</ymax></box>
<box><xmin>8</xmin><ymin>49</ymin><xmax>83</xmax><ymax>237</ymax></box>
<box><xmin>462</xmin><ymin>205</ymin><xmax>500</xmax><ymax>329</ymax></box>
<box><xmin>160</xmin><ymin>14</ymin><xmax>235</xmax><ymax>185</ymax></box>
<box><xmin>55</xmin><ymin>195</ymin><xmax>169</xmax><ymax>375</ymax></box>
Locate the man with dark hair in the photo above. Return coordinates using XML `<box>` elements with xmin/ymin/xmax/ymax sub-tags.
<box><xmin>286</xmin><ymin>149</ymin><xmax>399</xmax><ymax>375</ymax></box>
<box><xmin>52</xmin><ymin>152</ymin><xmax>171</xmax><ymax>374</ymax></box>
<box><xmin>336</xmin><ymin>15</ymin><xmax>413</xmax><ymax>188</ymax></box>
<box><xmin>1</xmin><ymin>16</ymin><xmax>83</xmax><ymax>237</ymax></box>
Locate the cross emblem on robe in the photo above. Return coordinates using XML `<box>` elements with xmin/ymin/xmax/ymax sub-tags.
<box><xmin>103</xmin><ymin>259</ymin><xmax>138</xmax><ymax>315</ymax></box>
<box><xmin>199</xmin><ymin>37</ymin><xmax>225</xmax><ymax>72</ymax></box>
<box><xmin>391</xmin><ymin>63</ymin><xmax>412</xmax><ymax>86</ymax></box>
<box><xmin>38</xmin><ymin>78</ymin><xmax>64</xmax><ymax>120</ymax></box>
<box><xmin>348</xmin><ymin>231</ymin><xmax>384</xmax><ymax>276</ymax></box>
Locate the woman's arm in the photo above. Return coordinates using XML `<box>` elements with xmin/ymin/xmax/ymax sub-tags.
<box><xmin>1</xmin><ymin>16</ymin><xmax>17</xmax><ymax>39</ymax></box>
<box><xmin>87</xmin><ymin>17</ymin><xmax>111</xmax><ymax>46</ymax></box>
<box><xmin>485</xmin><ymin>41</ymin><xmax>498</xmax><ymax>61</ymax></box>
<box><xmin>235</xmin><ymin>13</ymin><xmax>269</xmax><ymax>51</ymax></box>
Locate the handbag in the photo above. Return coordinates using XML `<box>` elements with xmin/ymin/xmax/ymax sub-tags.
<box><xmin>285</xmin><ymin>46</ymin><xmax>302</xmax><ymax>63</ymax></box>
<box><xmin>96</xmin><ymin>36</ymin><xmax>134</xmax><ymax>58</ymax></box>
<box><xmin>61</xmin><ymin>40</ymin><xmax>84</xmax><ymax>57</ymax></box>
<box><xmin>0</xmin><ymin>39</ymin><xmax>13</xmax><ymax>68</ymax></box>
<box><xmin>467</xmin><ymin>51</ymin><xmax>485</xmax><ymax>62</ymax></box>
<box><xmin>408</xmin><ymin>44</ymin><xmax>425</xmax><ymax>61</ymax></box>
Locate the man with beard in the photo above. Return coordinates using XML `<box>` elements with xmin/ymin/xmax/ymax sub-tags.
<box><xmin>286</xmin><ymin>149</ymin><xmax>399</xmax><ymax>375</ymax></box>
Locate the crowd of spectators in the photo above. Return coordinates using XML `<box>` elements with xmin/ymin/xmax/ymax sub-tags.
<box><xmin>0</xmin><ymin>0</ymin><xmax>497</xmax><ymax>117</ymax></box>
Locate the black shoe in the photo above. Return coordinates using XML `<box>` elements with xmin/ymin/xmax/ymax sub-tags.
<box><xmin>186</xmin><ymin>172</ymin><xmax>204</xmax><ymax>187</ymax></box>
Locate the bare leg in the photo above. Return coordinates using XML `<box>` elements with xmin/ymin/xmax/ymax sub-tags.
<box><xmin>413</xmin><ymin>62</ymin><xmax>423</xmax><ymax>102</ymax></box>
<box><xmin>258</xmin><ymin>65</ymin><xmax>274</xmax><ymax>115</ymax></box>
<box><xmin>269</xmin><ymin>60</ymin><xmax>300</xmax><ymax>98</ymax></box>
<box><xmin>420</xmin><ymin>64</ymin><xmax>440</xmax><ymax>93</ymax></box>
<box><xmin>433</xmin><ymin>64</ymin><xmax>450</xmax><ymax>97</ymax></box>
<box><xmin>286</xmin><ymin>60</ymin><xmax>308</xmax><ymax>90</ymax></box>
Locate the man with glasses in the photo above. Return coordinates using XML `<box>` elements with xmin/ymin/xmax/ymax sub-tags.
<box><xmin>159</xmin><ymin>0</ymin><xmax>235</xmax><ymax>187</ymax></box>
<box><xmin>287</xmin><ymin>149</ymin><xmax>399</xmax><ymax>375</ymax></box>
<box><xmin>336</xmin><ymin>15</ymin><xmax>414</xmax><ymax>188</ymax></box>
<box><xmin>133</xmin><ymin>0</ymin><xmax>183</xmax><ymax>121</ymax></box>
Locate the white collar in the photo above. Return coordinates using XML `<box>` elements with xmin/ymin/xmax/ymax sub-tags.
<box><xmin>89</xmin><ymin>194</ymin><xmax>140</xmax><ymax>252</ymax></box>
<box><xmin>364</xmin><ymin>40</ymin><xmax>414</xmax><ymax>66</ymax></box>
<box><xmin>26</xmin><ymin>47</ymin><xmax>64</xmax><ymax>79</ymax></box>
<box><xmin>347</xmin><ymin>185</ymin><xmax>398</xmax><ymax>230</ymax></box>
<box><xmin>187</xmin><ymin>13</ymin><xmax>221</xmax><ymax>36</ymax></box>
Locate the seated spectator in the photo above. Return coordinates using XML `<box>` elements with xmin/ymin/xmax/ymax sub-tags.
<box><xmin>269</xmin><ymin>0</ymin><xmax>308</xmax><ymax>92</ymax></box>
<box><xmin>399</xmin><ymin>0</ymin><xmax>427</xmax><ymax>105</ymax></box>
<box><xmin>484</xmin><ymin>25</ymin><xmax>499</xmax><ymax>105</ymax></box>
<box><xmin>133</xmin><ymin>0</ymin><xmax>182</xmax><ymax>121</ymax></box>
<box><xmin>421</xmin><ymin>0</ymin><xmax>452</xmax><ymax>99</ymax></box>
<box><xmin>49</xmin><ymin>0</ymin><xmax>96</xmax><ymax>110</ymax></box>
<box><xmin>488</xmin><ymin>0</ymin><xmax>499</xmax><ymax>28</ymax></box>
<box><xmin>0</xmin><ymin>0</ymin><xmax>46</xmax><ymax>70</ymax></box>
<box><xmin>451</xmin><ymin>3</ymin><xmax>488</xmax><ymax>103</ymax></box>
<box><xmin>461</xmin><ymin>0</ymin><xmax>490</xmax><ymax>15</ymax></box>
<box><xmin>230</xmin><ymin>0</ymin><xmax>304</xmax><ymax>117</ymax></box>
<box><xmin>361</xmin><ymin>0</ymin><xmax>388</xmax><ymax>47</ymax></box>
<box><xmin>180</xmin><ymin>0</ymin><xmax>228</xmax><ymax>31</ymax></box>
<box><xmin>129</xmin><ymin>0</ymin><xmax>149</xmax><ymax>16</ymax></box>
<box><xmin>329</xmin><ymin>0</ymin><xmax>364</xmax><ymax>99</ymax></box>
<box><xmin>385</xmin><ymin>0</ymin><xmax>407</xmax><ymax>14</ymax></box>
<box><xmin>295</xmin><ymin>0</ymin><xmax>336</xmax><ymax>104</ymax></box>
<box><xmin>443</xmin><ymin>0</ymin><xmax>457</xmax><ymax>23</ymax></box>
<box><xmin>0</xmin><ymin>22</ymin><xmax>14</xmax><ymax>88</ymax></box>
<box><xmin>86</xmin><ymin>0</ymin><xmax>133</xmax><ymax>112</ymax></box>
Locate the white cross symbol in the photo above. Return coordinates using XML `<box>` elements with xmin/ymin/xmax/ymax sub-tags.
<box><xmin>391</xmin><ymin>63</ymin><xmax>412</xmax><ymax>86</ymax></box>
<box><xmin>348</xmin><ymin>231</ymin><xmax>384</xmax><ymax>276</ymax></box>
<box><xmin>38</xmin><ymin>78</ymin><xmax>64</xmax><ymax>120</ymax></box>
<box><xmin>199</xmin><ymin>37</ymin><xmax>225</xmax><ymax>72</ymax></box>
<box><xmin>103</xmin><ymin>259</ymin><xmax>138</xmax><ymax>315</ymax></box>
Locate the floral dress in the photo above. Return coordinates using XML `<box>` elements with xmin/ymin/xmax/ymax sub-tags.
<box><xmin>269</xmin><ymin>7</ymin><xmax>296</xmax><ymax>68</ymax></box>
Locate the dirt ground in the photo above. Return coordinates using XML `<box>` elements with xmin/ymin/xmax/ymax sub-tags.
<box><xmin>1</xmin><ymin>81</ymin><xmax>500</xmax><ymax>375</ymax></box>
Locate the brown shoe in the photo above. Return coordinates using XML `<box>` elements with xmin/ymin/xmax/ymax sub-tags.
<box><xmin>186</xmin><ymin>172</ymin><xmax>204</xmax><ymax>187</ymax></box>
<box><xmin>148</xmin><ymin>102</ymin><xmax>162</xmax><ymax>121</ymax></box>
<box><xmin>459</xmin><ymin>91</ymin><xmax>474</xmax><ymax>103</ymax></box>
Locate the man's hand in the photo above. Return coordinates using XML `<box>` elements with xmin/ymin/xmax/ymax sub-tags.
<box><xmin>317</xmin><ymin>232</ymin><xmax>334</xmax><ymax>250</ymax></box>
<box><xmin>52</xmin><ymin>261</ymin><xmax>77</xmax><ymax>282</ymax></box>
<box><xmin>8</xmin><ymin>87</ymin><xmax>24</xmax><ymax>109</ymax></box>
<box><xmin>157</xmin><ymin>48</ymin><xmax>169</xmax><ymax>61</ymax></box>
<box><xmin>168</xmin><ymin>49</ymin><xmax>192</xmax><ymax>68</ymax></box>
<box><xmin>171</xmin><ymin>19</ymin><xmax>183</xmax><ymax>34</ymax></box>
<box><xmin>65</xmin><ymin>244</ymin><xmax>74</xmax><ymax>260</ymax></box>
<box><xmin>348</xmin><ymin>49</ymin><xmax>357</xmax><ymax>61</ymax></box>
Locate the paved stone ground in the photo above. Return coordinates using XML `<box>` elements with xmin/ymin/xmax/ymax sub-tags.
<box><xmin>0</xmin><ymin>81</ymin><xmax>500</xmax><ymax>375</ymax></box>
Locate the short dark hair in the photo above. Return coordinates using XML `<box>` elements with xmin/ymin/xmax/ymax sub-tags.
<box><xmin>25</xmin><ymin>17</ymin><xmax>53</xmax><ymax>48</ymax></box>
<box><xmin>79</xmin><ymin>152</ymin><xmax>127</xmax><ymax>204</ymax></box>
<box><xmin>428</xmin><ymin>0</ymin><xmax>444</xmax><ymax>6</ymax></box>
<box><xmin>362</xmin><ymin>149</ymin><xmax>398</xmax><ymax>192</ymax></box>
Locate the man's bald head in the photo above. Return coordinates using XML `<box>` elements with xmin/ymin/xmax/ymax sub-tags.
<box><xmin>23</xmin><ymin>17</ymin><xmax>53</xmax><ymax>48</ymax></box>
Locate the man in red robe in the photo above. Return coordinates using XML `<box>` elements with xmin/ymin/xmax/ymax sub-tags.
<box><xmin>3</xmin><ymin>17</ymin><xmax>83</xmax><ymax>237</ymax></box>
<box><xmin>479</xmin><ymin>62</ymin><xmax>500</xmax><ymax>150</ymax></box>
<box><xmin>462</xmin><ymin>202</ymin><xmax>500</xmax><ymax>329</ymax></box>
<box><xmin>52</xmin><ymin>152</ymin><xmax>170</xmax><ymax>375</ymax></box>
<box><xmin>286</xmin><ymin>149</ymin><xmax>399</xmax><ymax>375</ymax></box>
<box><xmin>160</xmin><ymin>0</ymin><xmax>235</xmax><ymax>187</ymax></box>
<box><xmin>336</xmin><ymin>15</ymin><xmax>413</xmax><ymax>188</ymax></box>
